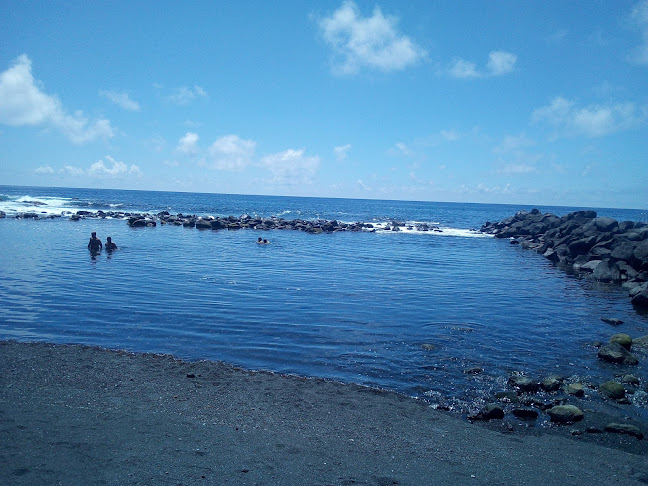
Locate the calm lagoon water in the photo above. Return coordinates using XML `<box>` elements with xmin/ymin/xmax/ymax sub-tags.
<box><xmin>1</xmin><ymin>185</ymin><xmax>647</xmax><ymax>413</ymax></box>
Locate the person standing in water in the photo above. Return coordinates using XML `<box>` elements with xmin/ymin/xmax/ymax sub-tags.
<box><xmin>105</xmin><ymin>236</ymin><xmax>117</xmax><ymax>251</ymax></box>
<box><xmin>88</xmin><ymin>232</ymin><xmax>102</xmax><ymax>252</ymax></box>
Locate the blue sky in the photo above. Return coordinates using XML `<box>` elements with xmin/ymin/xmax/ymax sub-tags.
<box><xmin>1</xmin><ymin>1</ymin><xmax>647</xmax><ymax>208</ymax></box>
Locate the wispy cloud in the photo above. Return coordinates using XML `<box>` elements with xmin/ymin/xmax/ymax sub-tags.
<box><xmin>59</xmin><ymin>155</ymin><xmax>142</xmax><ymax>178</ymax></box>
<box><xmin>629</xmin><ymin>0</ymin><xmax>648</xmax><ymax>64</ymax></box>
<box><xmin>532</xmin><ymin>96</ymin><xmax>645</xmax><ymax>137</ymax></box>
<box><xmin>493</xmin><ymin>134</ymin><xmax>542</xmax><ymax>175</ymax></box>
<box><xmin>0</xmin><ymin>54</ymin><xmax>114</xmax><ymax>144</ymax></box>
<box><xmin>319</xmin><ymin>1</ymin><xmax>426</xmax><ymax>75</ymax></box>
<box><xmin>99</xmin><ymin>90</ymin><xmax>140</xmax><ymax>111</ymax></box>
<box><xmin>448</xmin><ymin>51</ymin><xmax>517</xmax><ymax>79</ymax></box>
<box><xmin>34</xmin><ymin>165</ymin><xmax>54</xmax><ymax>174</ymax></box>
<box><xmin>166</xmin><ymin>85</ymin><xmax>207</xmax><ymax>105</ymax></box>
<box><xmin>333</xmin><ymin>143</ymin><xmax>351</xmax><ymax>160</ymax></box>
<box><xmin>208</xmin><ymin>134</ymin><xmax>256</xmax><ymax>170</ymax></box>
<box><xmin>260</xmin><ymin>149</ymin><xmax>320</xmax><ymax>185</ymax></box>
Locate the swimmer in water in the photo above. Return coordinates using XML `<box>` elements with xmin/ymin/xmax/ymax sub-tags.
<box><xmin>88</xmin><ymin>232</ymin><xmax>102</xmax><ymax>252</ymax></box>
<box><xmin>105</xmin><ymin>236</ymin><xmax>118</xmax><ymax>251</ymax></box>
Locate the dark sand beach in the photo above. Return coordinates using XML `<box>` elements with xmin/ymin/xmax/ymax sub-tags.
<box><xmin>1</xmin><ymin>341</ymin><xmax>647</xmax><ymax>486</ymax></box>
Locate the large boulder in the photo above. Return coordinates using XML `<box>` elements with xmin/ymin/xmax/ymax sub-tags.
<box><xmin>468</xmin><ymin>404</ymin><xmax>505</xmax><ymax>421</ymax></box>
<box><xmin>593</xmin><ymin>259</ymin><xmax>621</xmax><ymax>282</ymax></box>
<box><xmin>634</xmin><ymin>241</ymin><xmax>648</xmax><ymax>270</ymax></box>
<box><xmin>593</xmin><ymin>217</ymin><xmax>619</xmax><ymax>233</ymax></box>
<box><xmin>611</xmin><ymin>241</ymin><xmax>636</xmax><ymax>262</ymax></box>
<box><xmin>598</xmin><ymin>381</ymin><xmax>626</xmax><ymax>400</ymax></box>
<box><xmin>609</xmin><ymin>333</ymin><xmax>632</xmax><ymax>350</ymax></box>
<box><xmin>597</xmin><ymin>342</ymin><xmax>639</xmax><ymax>365</ymax></box>
<box><xmin>631</xmin><ymin>290</ymin><xmax>648</xmax><ymax>308</ymax></box>
<box><xmin>546</xmin><ymin>405</ymin><xmax>584</xmax><ymax>424</ymax></box>
<box><xmin>604</xmin><ymin>423</ymin><xmax>644</xmax><ymax>439</ymax></box>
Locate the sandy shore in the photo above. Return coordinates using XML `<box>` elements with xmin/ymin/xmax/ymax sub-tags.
<box><xmin>1</xmin><ymin>341</ymin><xmax>646</xmax><ymax>485</ymax></box>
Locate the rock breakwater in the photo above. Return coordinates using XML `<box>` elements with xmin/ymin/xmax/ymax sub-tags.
<box><xmin>480</xmin><ymin>209</ymin><xmax>648</xmax><ymax>309</ymax></box>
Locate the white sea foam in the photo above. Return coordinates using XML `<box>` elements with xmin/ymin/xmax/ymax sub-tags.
<box><xmin>0</xmin><ymin>194</ymin><xmax>78</xmax><ymax>216</ymax></box>
<box><xmin>368</xmin><ymin>221</ymin><xmax>491</xmax><ymax>238</ymax></box>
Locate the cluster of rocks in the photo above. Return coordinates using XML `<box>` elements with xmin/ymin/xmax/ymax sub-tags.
<box><xmin>480</xmin><ymin>209</ymin><xmax>648</xmax><ymax>308</ymax></box>
<box><xmin>126</xmin><ymin>212</ymin><xmax>377</xmax><ymax>233</ymax></box>
<box><xmin>467</xmin><ymin>369</ymin><xmax>646</xmax><ymax>440</ymax></box>
<box><xmin>465</xmin><ymin>332</ymin><xmax>648</xmax><ymax>440</ymax></box>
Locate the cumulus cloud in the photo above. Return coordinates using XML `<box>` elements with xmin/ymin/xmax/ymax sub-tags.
<box><xmin>532</xmin><ymin>96</ymin><xmax>645</xmax><ymax>137</ymax></box>
<box><xmin>629</xmin><ymin>0</ymin><xmax>648</xmax><ymax>64</ymax></box>
<box><xmin>166</xmin><ymin>85</ymin><xmax>207</xmax><ymax>105</ymax></box>
<box><xmin>0</xmin><ymin>54</ymin><xmax>114</xmax><ymax>143</ymax></box>
<box><xmin>319</xmin><ymin>1</ymin><xmax>426</xmax><ymax>75</ymax></box>
<box><xmin>99</xmin><ymin>90</ymin><xmax>140</xmax><ymax>111</ymax></box>
<box><xmin>60</xmin><ymin>155</ymin><xmax>142</xmax><ymax>178</ymax></box>
<box><xmin>208</xmin><ymin>134</ymin><xmax>256</xmax><ymax>170</ymax></box>
<box><xmin>334</xmin><ymin>143</ymin><xmax>351</xmax><ymax>160</ymax></box>
<box><xmin>449</xmin><ymin>51</ymin><xmax>517</xmax><ymax>79</ymax></box>
<box><xmin>260</xmin><ymin>149</ymin><xmax>320</xmax><ymax>185</ymax></box>
<box><xmin>176</xmin><ymin>131</ymin><xmax>200</xmax><ymax>156</ymax></box>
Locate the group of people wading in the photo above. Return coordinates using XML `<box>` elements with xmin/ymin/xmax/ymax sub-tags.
<box><xmin>88</xmin><ymin>232</ymin><xmax>117</xmax><ymax>253</ymax></box>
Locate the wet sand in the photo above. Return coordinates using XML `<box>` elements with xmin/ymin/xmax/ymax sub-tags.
<box><xmin>1</xmin><ymin>341</ymin><xmax>646</xmax><ymax>485</ymax></box>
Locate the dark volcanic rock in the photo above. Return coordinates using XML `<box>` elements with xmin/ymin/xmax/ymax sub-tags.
<box><xmin>481</xmin><ymin>210</ymin><xmax>648</xmax><ymax>308</ymax></box>
<box><xmin>508</xmin><ymin>373</ymin><xmax>539</xmax><ymax>392</ymax></box>
<box><xmin>593</xmin><ymin>259</ymin><xmax>621</xmax><ymax>282</ymax></box>
<box><xmin>632</xmin><ymin>290</ymin><xmax>648</xmax><ymax>309</ymax></box>
<box><xmin>468</xmin><ymin>404</ymin><xmax>505</xmax><ymax>421</ymax></box>
<box><xmin>604</xmin><ymin>423</ymin><xmax>644</xmax><ymax>439</ymax></box>
<box><xmin>597</xmin><ymin>342</ymin><xmax>639</xmax><ymax>365</ymax></box>
<box><xmin>546</xmin><ymin>405</ymin><xmax>584</xmax><ymax>424</ymax></box>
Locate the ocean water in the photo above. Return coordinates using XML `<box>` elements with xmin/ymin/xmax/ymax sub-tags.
<box><xmin>1</xmin><ymin>185</ymin><xmax>647</xmax><ymax>415</ymax></box>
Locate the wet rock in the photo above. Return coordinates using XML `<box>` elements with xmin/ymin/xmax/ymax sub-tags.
<box><xmin>600</xmin><ymin>317</ymin><xmax>624</xmax><ymax>326</ymax></box>
<box><xmin>468</xmin><ymin>404</ymin><xmax>505</xmax><ymax>421</ymax></box>
<box><xmin>631</xmin><ymin>290</ymin><xmax>648</xmax><ymax>309</ymax></box>
<box><xmin>463</xmin><ymin>367</ymin><xmax>484</xmax><ymax>375</ymax></box>
<box><xmin>494</xmin><ymin>391</ymin><xmax>519</xmax><ymax>403</ymax></box>
<box><xmin>512</xmin><ymin>408</ymin><xmax>539</xmax><ymax>420</ymax></box>
<box><xmin>508</xmin><ymin>373</ymin><xmax>539</xmax><ymax>392</ymax></box>
<box><xmin>546</xmin><ymin>405</ymin><xmax>584</xmax><ymax>424</ymax></box>
<box><xmin>420</xmin><ymin>344</ymin><xmax>437</xmax><ymax>351</ymax></box>
<box><xmin>604</xmin><ymin>423</ymin><xmax>644</xmax><ymax>440</ymax></box>
<box><xmin>622</xmin><ymin>375</ymin><xmax>640</xmax><ymax>386</ymax></box>
<box><xmin>598</xmin><ymin>381</ymin><xmax>626</xmax><ymax>400</ymax></box>
<box><xmin>541</xmin><ymin>376</ymin><xmax>563</xmax><ymax>392</ymax></box>
<box><xmin>565</xmin><ymin>383</ymin><xmax>585</xmax><ymax>397</ymax></box>
<box><xmin>593</xmin><ymin>259</ymin><xmax>622</xmax><ymax>282</ymax></box>
<box><xmin>597</xmin><ymin>342</ymin><xmax>639</xmax><ymax>365</ymax></box>
<box><xmin>609</xmin><ymin>333</ymin><xmax>632</xmax><ymax>350</ymax></box>
<box><xmin>632</xmin><ymin>335</ymin><xmax>648</xmax><ymax>349</ymax></box>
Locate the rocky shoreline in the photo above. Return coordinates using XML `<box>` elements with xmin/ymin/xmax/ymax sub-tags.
<box><xmin>1</xmin><ymin>208</ymin><xmax>443</xmax><ymax>234</ymax></box>
<box><xmin>471</xmin><ymin>209</ymin><xmax>648</xmax><ymax>444</ymax></box>
<box><xmin>480</xmin><ymin>209</ymin><xmax>648</xmax><ymax>309</ymax></box>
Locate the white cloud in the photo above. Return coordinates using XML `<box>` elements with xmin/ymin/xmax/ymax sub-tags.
<box><xmin>208</xmin><ymin>134</ymin><xmax>256</xmax><ymax>170</ymax></box>
<box><xmin>176</xmin><ymin>131</ymin><xmax>200</xmax><ymax>156</ymax></box>
<box><xmin>99</xmin><ymin>90</ymin><xmax>140</xmax><ymax>111</ymax></box>
<box><xmin>260</xmin><ymin>149</ymin><xmax>320</xmax><ymax>185</ymax></box>
<box><xmin>34</xmin><ymin>165</ymin><xmax>54</xmax><ymax>174</ymax></box>
<box><xmin>319</xmin><ymin>1</ymin><xmax>426</xmax><ymax>75</ymax></box>
<box><xmin>0</xmin><ymin>54</ymin><xmax>114</xmax><ymax>143</ymax></box>
<box><xmin>60</xmin><ymin>155</ymin><xmax>142</xmax><ymax>178</ymax></box>
<box><xmin>357</xmin><ymin>179</ymin><xmax>371</xmax><ymax>191</ymax></box>
<box><xmin>166</xmin><ymin>86</ymin><xmax>207</xmax><ymax>105</ymax></box>
<box><xmin>493</xmin><ymin>134</ymin><xmax>542</xmax><ymax>175</ymax></box>
<box><xmin>460</xmin><ymin>183</ymin><xmax>512</xmax><ymax>194</ymax></box>
<box><xmin>629</xmin><ymin>0</ymin><xmax>648</xmax><ymax>64</ymax></box>
<box><xmin>449</xmin><ymin>50</ymin><xmax>517</xmax><ymax>79</ymax></box>
<box><xmin>334</xmin><ymin>143</ymin><xmax>351</xmax><ymax>160</ymax></box>
<box><xmin>533</xmin><ymin>96</ymin><xmax>645</xmax><ymax>137</ymax></box>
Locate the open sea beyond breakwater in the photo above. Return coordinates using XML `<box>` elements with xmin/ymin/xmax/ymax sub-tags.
<box><xmin>1</xmin><ymin>185</ymin><xmax>647</xmax><ymax>422</ymax></box>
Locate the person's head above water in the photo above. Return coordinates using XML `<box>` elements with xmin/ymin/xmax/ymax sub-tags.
<box><xmin>91</xmin><ymin>232</ymin><xmax>96</xmax><ymax>237</ymax></box>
